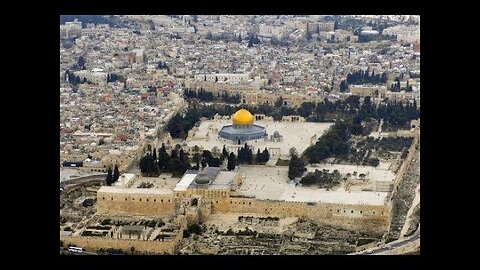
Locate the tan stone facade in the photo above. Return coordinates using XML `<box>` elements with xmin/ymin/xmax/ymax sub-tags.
<box><xmin>97</xmin><ymin>184</ymin><xmax>389</xmax><ymax>235</ymax></box>
<box><xmin>185</xmin><ymin>80</ymin><xmax>323</xmax><ymax>108</ymax></box>
<box><xmin>96</xmin><ymin>191</ymin><xmax>176</xmax><ymax>217</ymax></box>
<box><xmin>61</xmin><ymin>215</ymin><xmax>186</xmax><ymax>255</ymax></box>
<box><xmin>349</xmin><ymin>85</ymin><xmax>387</xmax><ymax>99</ymax></box>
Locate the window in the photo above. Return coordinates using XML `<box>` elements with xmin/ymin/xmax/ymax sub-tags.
<box><xmin>249</xmin><ymin>202</ymin><xmax>251</xmax><ymax>205</ymax></box>
<box><xmin>161</xmin><ymin>199</ymin><xmax>163</xmax><ymax>203</ymax></box>
<box><xmin>351</xmin><ymin>210</ymin><xmax>353</xmax><ymax>213</ymax></box>
<box><xmin>243</xmin><ymin>202</ymin><xmax>245</xmax><ymax>205</ymax></box>
<box><xmin>102</xmin><ymin>197</ymin><xmax>105</xmax><ymax>200</ymax></box>
<box><xmin>168</xmin><ymin>200</ymin><xmax>170</xmax><ymax>203</ymax></box>
<box><xmin>154</xmin><ymin>199</ymin><xmax>156</xmax><ymax>202</ymax></box>
<box><xmin>146</xmin><ymin>199</ymin><xmax>149</xmax><ymax>202</ymax></box>
<box><xmin>125</xmin><ymin>198</ymin><xmax>127</xmax><ymax>201</ymax></box>
<box><xmin>337</xmin><ymin>210</ymin><xmax>339</xmax><ymax>213</ymax></box>
<box><xmin>343</xmin><ymin>210</ymin><xmax>345</xmax><ymax>213</ymax></box>
<box><xmin>216</xmin><ymin>201</ymin><xmax>219</xmax><ymax>204</ymax></box>
<box><xmin>360</xmin><ymin>211</ymin><xmax>362</xmax><ymax>214</ymax></box>
<box><xmin>132</xmin><ymin>198</ymin><xmax>135</xmax><ymax>201</ymax></box>
<box><xmin>230</xmin><ymin>201</ymin><xmax>232</xmax><ymax>204</ymax></box>
<box><xmin>111</xmin><ymin>197</ymin><xmax>113</xmax><ymax>200</ymax></box>
<box><xmin>139</xmin><ymin>199</ymin><xmax>142</xmax><ymax>202</ymax></box>
<box><xmin>373</xmin><ymin>212</ymin><xmax>375</xmax><ymax>215</ymax></box>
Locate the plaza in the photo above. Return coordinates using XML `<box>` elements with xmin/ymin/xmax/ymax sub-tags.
<box><xmin>186</xmin><ymin>118</ymin><xmax>333</xmax><ymax>158</ymax></box>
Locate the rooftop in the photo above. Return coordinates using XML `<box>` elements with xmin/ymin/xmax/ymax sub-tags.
<box><xmin>236</xmin><ymin>165</ymin><xmax>389</xmax><ymax>206</ymax></box>
<box><xmin>98</xmin><ymin>186</ymin><xmax>173</xmax><ymax>195</ymax></box>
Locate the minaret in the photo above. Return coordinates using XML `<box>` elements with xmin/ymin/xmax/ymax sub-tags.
<box><xmin>121</xmin><ymin>174</ymin><xmax>125</xmax><ymax>188</ymax></box>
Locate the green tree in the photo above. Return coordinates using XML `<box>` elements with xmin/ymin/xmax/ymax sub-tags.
<box><xmin>340</xmin><ymin>80</ymin><xmax>348</xmax><ymax>92</ymax></box>
<box><xmin>152</xmin><ymin>148</ymin><xmax>157</xmax><ymax>161</ymax></box>
<box><xmin>171</xmin><ymin>149</ymin><xmax>178</xmax><ymax>159</ymax></box>
<box><xmin>179</xmin><ymin>149</ymin><xmax>191</xmax><ymax>172</ymax></box>
<box><xmin>158</xmin><ymin>144</ymin><xmax>170</xmax><ymax>169</ymax></box>
<box><xmin>166</xmin><ymin>158</ymin><xmax>182</xmax><ymax>175</ymax></box>
<box><xmin>221</xmin><ymin>145</ymin><xmax>228</xmax><ymax>161</ymax></box>
<box><xmin>77</xmin><ymin>56</ymin><xmax>85</xmax><ymax>69</ymax></box>
<box><xmin>227</xmin><ymin>152</ymin><xmax>236</xmax><ymax>171</ymax></box>
<box><xmin>275</xmin><ymin>96</ymin><xmax>284</xmax><ymax>107</ymax></box>
<box><xmin>192</xmin><ymin>153</ymin><xmax>201</xmax><ymax>164</ymax></box>
<box><xmin>256</xmin><ymin>149</ymin><xmax>262</xmax><ymax>164</ymax></box>
<box><xmin>262</xmin><ymin>148</ymin><xmax>270</xmax><ymax>163</ymax></box>
<box><xmin>289</xmin><ymin>147</ymin><xmax>298</xmax><ymax>158</ymax></box>
<box><xmin>351</xmin><ymin>116</ymin><xmax>364</xmax><ymax>135</ymax></box>
<box><xmin>247</xmin><ymin>38</ymin><xmax>253</xmax><ymax>48</ymax></box>
<box><xmin>288</xmin><ymin>154</ymin><xmax>306</xmax><ymax>180</ymax></box>
<box><xmin>113</xmin><ymin>164</ymin><xmax>120</xmax><ymax>182</ymax></box>
<box><xmin>106</xmin><ymin>167</ymin><xmax>113</xmax><ymax>185</ymax></box>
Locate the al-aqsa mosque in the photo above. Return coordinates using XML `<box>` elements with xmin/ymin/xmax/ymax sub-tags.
<box><xmin>218</xmin><ymin>108</ymin><xmax>267</xmax><ymax>142</ymax></box>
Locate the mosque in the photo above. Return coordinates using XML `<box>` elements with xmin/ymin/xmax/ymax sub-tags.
<box><xmin>218</xmin><ymin>109</ymin><xmax>267</xmax><ymax>142</ymax></box>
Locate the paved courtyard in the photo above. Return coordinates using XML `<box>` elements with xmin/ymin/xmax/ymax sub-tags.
<box><xmin>185</xmin><ymin>120</ymin><xmax>333</xmax><ymax>157</ymax></box>
<box><xmin>236</xmin><ymin>165</ymin><xmax>389</xmax><ymax>206</ymax></box>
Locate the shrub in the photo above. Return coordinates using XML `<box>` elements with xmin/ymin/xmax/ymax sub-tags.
<box><xmin>357</xmin><ymin>238</ymin><xmax>376</xmax><ymax>246</ymax></box>
<box><xmin>147</xmin><ymin>220</ymin><xmax>157</xmax><ymax>227</ymax></box>
<box><xmin>100</xmin><ymin>219</ymin><xmax>111</xmax><ymax>225</ymax></box>
<box><xmin>186</xmin><ymin>224</ymin><xmax>202</xmax><ymax>235</ymax></box>
<box><xmin>386</xmin><ymin>237</ymin><xmax>397</xmax><ymax>243</ymax></box>
<box><xmin>138</xmin><ymin>182</ymin><xmax>154</xmax><ymax>188</ymax></box>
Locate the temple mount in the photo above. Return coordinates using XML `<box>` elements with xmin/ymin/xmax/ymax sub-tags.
<box><xmin>218</xmin><ymin>109</ymin><xmax>267</xmax><ymax>142</ymax></box>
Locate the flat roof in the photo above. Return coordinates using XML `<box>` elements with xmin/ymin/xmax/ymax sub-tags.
<box><xmin>113</xmin><ymin>173</ymin><xmax>136</xmax><ymax>187</ymax></box>
<box><xmin>173</xmin><ymin>172</ymin><xmax>197</xmax><ymax>192</ymax></box>
<box><xmin>236</xmin><ymin>166</ymin><xmax>388</xmax><ymax>206</ymax></box>
<box><xmin>209</xmin><ymin>171</ymin><xmax>237</xmax><ymax>190</ymax></box>
<box><xmin>98</xmin><ymin>186</ymin><xmax>173</xmax><ymax>195</ymax></box>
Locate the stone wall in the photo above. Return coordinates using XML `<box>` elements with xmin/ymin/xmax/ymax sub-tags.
<box><xmin>97</xmin><ymin>188</ymin><xmax>389</xmax><ymax>235</ymax></box>
<box><xmin>386</xmin><ymin>128</ymin><xmax>419</xmax><ymax>234</ymax></box>
<box><xmin>222</xmin><ymin>197</ymin><xmax>389</xmax><ymax>235</ymax></box>
<box><xmin>61</xmin><ymin>216</ymin><xmax>187</xmax><ymax>255</ymax></box>
<box><xmin>96</xmin><ymin>191</ymin><xmax>175</xmax><ymax>217</ymax></box>
<box><xmin>61</xmin><ymin>235</ymin><xmax>176</xmax><ymax>254</ymax></box>
<box><xmin>379</xmin><ymin>240</ymin><xmax>420</xmax><ymax>255</ymax></box>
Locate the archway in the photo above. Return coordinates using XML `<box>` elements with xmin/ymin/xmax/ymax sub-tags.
<box><xmin>191</xmin><ymin>198</ymin><xmax>198</xmax><ymax>206</ymax></box>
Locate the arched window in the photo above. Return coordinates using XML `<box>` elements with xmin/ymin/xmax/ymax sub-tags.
<box><xmin>192</xmin><ymin>198</ymin><xmax>198</xmax><ymax>206</ymax></box>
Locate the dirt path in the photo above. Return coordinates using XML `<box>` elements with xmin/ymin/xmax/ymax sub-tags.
<box><xmin>400</xmin><ymin>184</ymin><xmax>420</xmax><ymax>237</ymax></box>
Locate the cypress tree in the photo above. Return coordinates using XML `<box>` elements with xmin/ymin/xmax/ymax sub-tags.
<box><xmin>106</xmin><ymin>167</ymin><xmax>113</xmax><ymax>185</ymax></box>
<box><xmin>113</xmin><ymin>164</ymin><xmax>120</xmax><ymax>182</ymax></box>
<box><xmin>227</xmin><ymin>152</ymin><xmax>236</xmax><ymax>171</ymax></box>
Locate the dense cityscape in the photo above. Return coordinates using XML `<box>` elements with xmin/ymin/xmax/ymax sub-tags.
<box><xmin>60</xmin><ymin>15</ymin><xmax>420</xmax><ymax>255</ymax></box>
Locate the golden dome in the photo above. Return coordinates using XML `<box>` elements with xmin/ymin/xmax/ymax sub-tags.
<box><xmin>232</xmin><ymin>109</ymin><xmax>254</xmax><ymax>125</ymax></box>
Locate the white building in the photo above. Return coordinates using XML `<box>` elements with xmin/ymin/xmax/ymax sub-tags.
<box><xmin>60</xmin><ymin>19</ymin><xmax>82</xmax><ymax>39</ymax></box>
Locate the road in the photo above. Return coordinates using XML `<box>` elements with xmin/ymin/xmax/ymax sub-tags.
<box><xmin>352</xmin><ymin>225</ymin><xmax>420</xmax><ymax>255</ymax></box>
<box><xmin>60</xmin><ymin>247</ymin><xmax>98</xmax><ymax>255</ymax></box>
